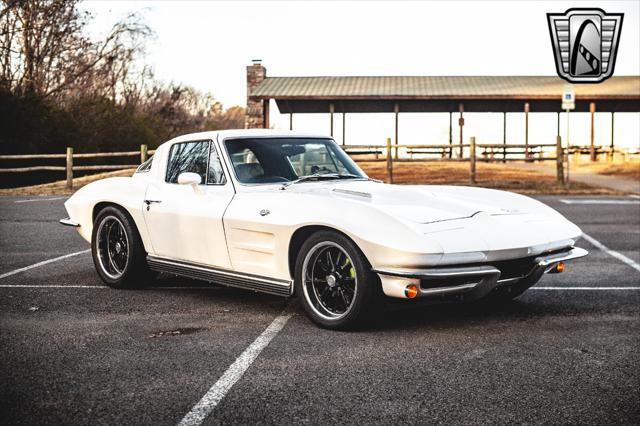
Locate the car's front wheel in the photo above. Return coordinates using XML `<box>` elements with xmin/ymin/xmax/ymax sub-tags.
<box><xmin>295</xmin><ymin>230</ymin><xmax>380</xmax><ymax>329</ymax></box>
<box><xmin>91</xmin><ymin>206</ymin><xmax>155</xmax><ymax>288</ymax></box>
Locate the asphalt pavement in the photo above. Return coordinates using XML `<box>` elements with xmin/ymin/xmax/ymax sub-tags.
<box><xmin>0</xmin><ymin>194</ymin><xmax>639</xmax><ymax>425</ymax></box>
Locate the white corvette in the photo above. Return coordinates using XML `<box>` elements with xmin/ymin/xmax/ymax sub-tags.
<box><xmin>61</xmin><ymin>129</ymin><xmax>587</xmax><ymax>329</ymax></box>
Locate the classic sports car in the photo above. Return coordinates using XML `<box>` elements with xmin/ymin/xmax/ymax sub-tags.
<box><xmin>61</xmin><ymin>129</ymin><xmax>587</xmax><ymax>329</ymax></box>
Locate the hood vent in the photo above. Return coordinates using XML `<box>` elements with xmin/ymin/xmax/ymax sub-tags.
<box><xmin>332</xmin><ymin>188</ymin><xmax>372</xmax><ymax>199</ymax></box>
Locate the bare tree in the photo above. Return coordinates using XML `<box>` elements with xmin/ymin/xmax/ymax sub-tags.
<box><xmin>0</xmin><ymin>0</ymin><xmax>151</xmax><ymax>100</ymax></box>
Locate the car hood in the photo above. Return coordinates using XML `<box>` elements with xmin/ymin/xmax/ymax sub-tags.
<box><xmin>286</xmin><ymin>180</ymin><xmax>557</xmax><ymax>224</ymax></box>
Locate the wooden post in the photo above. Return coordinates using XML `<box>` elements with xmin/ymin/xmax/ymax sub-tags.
<box><xmin>342</xmin><ymin>112</ymin><xmax>346</xmax><ymax>146</ymax></box>
<box><xmin>262</xmin><ymin>99</ymin><xmax>270</xmax><ymax>129</ymax></box>
<box><xmin>386</xmin><ymin>137</ymin><xmax>393</xmax><ymax>184</ymax></box>
<box><xmin>329</xmin><ymin>103</ymin><xmax>335</xmax><ymax>137</ymax></box>
<box><xmin>556</xmin><ymin>135</ymin><xmax>565</xmax><ymax>185</ymax></box>
<box><xmin>503</xmin><ymin>112</ymin><xmax>507</xmax><ymax>163</ymax></box>
<box><xmin>140</xmin><ymin>144</ymin><xmax>148</xmax><ymax>163</ymax></box>
<box><xmin>458</xmin><ymin>103</ymin><xmax>464</xmax><ymax>158</ymax></box>
<box><xmin>524</xmin><ymin>102</ymin><xmax>530</xmax><ymax>159</ymax></box>
<box><xmin>469</xmin><ymin>136</ymin><xmax>476</xmax><ymax>184</ymax></box>
<box><xmin>448</xmin><ymin>112</ymin><xmax>453</xmax><ymax>159</ymax></box>
<box><xmin>590</xmin><ymin>102</ymin><xmax>596</xmax><ymax>161</ymax></box>
<box><xmin>609</xmin><ymin>112</ymin><xmax>614</xmax><ymax>161</ymax></box>
<box><xmin>66</xmin><ymin>147</ymin><xmax>73</xmax><ymax>190</ymax></box>
<box><xmin>394</xmin><ymin>103</ymin><xmax>399</xmax><ymax>159</ymax></box>
<box><xmin>289</xmin><ymin>113</ymin><xmax>293</xmax><ymax>131</ymax></box>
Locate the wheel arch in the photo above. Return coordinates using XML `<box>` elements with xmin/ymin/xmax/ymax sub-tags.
<box><xmin>287</xmin><ymin>224</ymin><xmax>372</xmax><ymax>280</ymax></box>
<box><xmin>92</xmin><ymin>201</ymin><xmax>151</xmax><ymax>253</ymax></box>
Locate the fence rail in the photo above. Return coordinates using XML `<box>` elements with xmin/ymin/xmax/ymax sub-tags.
<box><xmin>0</xmin><ymin>138</ymin><xmax>634</xmax><ymax>189</ymax></box>
<box><xmin>0</xmin><ymin>145</ymin><xmax>154</xmax><ymax>189</ymax></box>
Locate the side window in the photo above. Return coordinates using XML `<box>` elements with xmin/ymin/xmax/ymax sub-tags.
<box><xmin>165</xmin><ymin>141</ymin><xmax>209</xmax><ymax>184</ymax></box>
<box><xmin>207</xmin><ymin>144</ymin><xmax>226</xmax><ymax>185</ymax></box>
<box><xmin>136</xmin><ymin>155</ymin><xmax>153</xmax><ymax>173</ymax></box>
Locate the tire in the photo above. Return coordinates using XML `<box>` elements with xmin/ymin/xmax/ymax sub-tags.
<box><xmin>294</xmin><ymin>230</ymin><xmax>380</xmax><ymax>330</ymax></box>
<box><xmin>91</xmin><ymin>206</ymin><xmax>156</xmax><ymax>288</ymax></box>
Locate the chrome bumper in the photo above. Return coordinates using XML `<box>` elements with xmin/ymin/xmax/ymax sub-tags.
<box><xmin>373</xmin><ymin>247</ymin><xmax>588</xmax><ymax>299</ymax></box>
<box><xmin>59</xmin><ymin>218</ymin><xmax>80</xmax><ymax>227</ymax></box>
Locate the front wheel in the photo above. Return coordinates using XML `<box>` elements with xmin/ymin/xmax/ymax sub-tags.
<box><xmin>91</xmin><ymin>206</ymin><xmax>156</xmax><ymax>288</ymax></box>
<box><xmin>295</xmin><ymin>230</ymin><xmax>380</xmax><ymax>330</ymax></box>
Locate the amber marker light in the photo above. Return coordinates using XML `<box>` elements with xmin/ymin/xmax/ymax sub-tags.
<box><xmin>405</xmin><ymin>284</ymin><xmax>418</xmax><ymax>298</ymax></box>
<box><xmin>556</xmin><ymin>261</ymin><xmax>565</xmax><ymax>273</ymax></box>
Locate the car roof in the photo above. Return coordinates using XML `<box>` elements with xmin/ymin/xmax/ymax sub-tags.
<box><xmin>167</xmin><ymin>128</ymin><xmax>331</xmax><ymax>144</ymax></box>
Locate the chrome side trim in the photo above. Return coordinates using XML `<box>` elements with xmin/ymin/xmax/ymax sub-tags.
<box><xmin>146</xmin><ymin>256</ymin><xmax>292</xmax><ymax>297</ymax></box>
<box><xmin>59</xmin><ymin>218</ymin><xmax>80</xmax><ymax>227</ymax></box>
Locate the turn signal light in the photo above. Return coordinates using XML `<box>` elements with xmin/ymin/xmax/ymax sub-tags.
<box><xmin>556</xmin><ymin>261</ymin><xmax>565</xmax><ymax>273</ymax></box>
<box><xmin>405</xmin><ymin>284</ymin><xmax>418</xmax><ymax>299</ymax></box>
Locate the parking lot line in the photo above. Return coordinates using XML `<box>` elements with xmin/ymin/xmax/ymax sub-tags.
<box><xmin>582</xmin><ymin>233</ymin><xmax>640</xmax><ymax>273</ymax></box>
<box><xmin>559</xmin><ymin>199</ymin><xmax>640</xmax><ymax>205</ymax></box>
<box><xmin>178</xmin><ymin>310</ymin><xmax>293</xmax><ymax>426</ymax></box>
<box><xmin>532</xmin><ymin>287</ymin><xmax>640</xmax><ymax>290</ymax></box>
<box><xmin>0</xmin><ymin>249</ymin><xmax>91</xmax><ymax>280</ymax></box>
<box><xmin>14</xmin><ymin>197</ymin><xmax>67</xmax><ymax>203</ymax></box>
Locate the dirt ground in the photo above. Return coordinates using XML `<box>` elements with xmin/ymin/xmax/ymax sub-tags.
<box><xmin>358</xmin><ymin>161</ymin><xmax>619</xmax><ymax>195</ymax></box>
<box><xmin>0</xmin><ymin>169</ymin><xmax>136</xmax><ymax>196</ymax></box>
<box><xmin>572</xmin><ymin>159</ymin><xmax>640</xmax><ymax>181</ymax></box>
<box><xmin>0</xmin><ymin>160</ymin><xmax>628</xmax><ymax>196</ymax></box>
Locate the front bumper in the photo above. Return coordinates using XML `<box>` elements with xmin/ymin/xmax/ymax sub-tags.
<box><xmin>373</xmin><ymin>246</ymin><xmax>588</xmax><ymax>299</ymax></box>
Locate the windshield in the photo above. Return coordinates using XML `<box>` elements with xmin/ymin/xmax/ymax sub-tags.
<box><xmin>224</xmin><ymin>137</ymin><xmax>367</xmax><ymax>184</ymax></box>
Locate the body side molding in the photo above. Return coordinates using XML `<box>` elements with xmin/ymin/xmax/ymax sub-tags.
<box><xmin>146</xmin><ymin>256</ymin><xmax>292</xmax><ymax>297</ymax></box>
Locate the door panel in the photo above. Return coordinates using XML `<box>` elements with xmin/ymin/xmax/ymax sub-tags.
<box><xmin>142</xmin><ymin>140</ymin><xmax>234</xmax><ymax>268</ymax></box>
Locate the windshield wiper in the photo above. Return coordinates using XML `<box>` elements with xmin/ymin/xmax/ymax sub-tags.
<box><xmin>281</xmin><ymin>173</ymin><xmax>367</xmax><ymax>189</ymax></box>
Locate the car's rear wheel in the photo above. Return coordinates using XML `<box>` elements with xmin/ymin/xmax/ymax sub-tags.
<box><xmin>92</xmin><ymin>206</ymin><xmax>155</xmax><ymax>288</ymax></box>
<box><xmin>295</xmin><ymin>230</ymin><xmax>380</xmax><ymax>330</ymax></box>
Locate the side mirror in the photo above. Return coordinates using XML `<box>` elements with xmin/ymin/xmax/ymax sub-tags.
<box><xmin>177</xmin><ymin>172</ymin><xmax>202</xmax><ymax>187</ymax></box>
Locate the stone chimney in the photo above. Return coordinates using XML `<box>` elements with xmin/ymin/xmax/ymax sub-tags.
<box><xmin>245</xmin><ymin>59</ymin><xmax>269</xmax><ymax>128</ymax></box>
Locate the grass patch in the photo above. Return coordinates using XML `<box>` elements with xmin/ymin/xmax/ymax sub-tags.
<box><xmin>0</xmin><ymin>169</ymin><xmax>136</xmax><ymax>196</ymax></box>
<box><xmin>359</xmin><ymin>161</ymin><xmax>620</xmax><ymax>195</ymax></box>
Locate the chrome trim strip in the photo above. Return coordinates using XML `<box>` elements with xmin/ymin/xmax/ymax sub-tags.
<box><xmin>372</xmin><ymin>265</ymin><xmax>500</xmax><ymax>279</ymax></box>
<box><xmin>146</xmin><ymin>256</ymin><xmax>292</xmax><ymax>297</ymax></box>
<box><xmin>537</xmin><ymin>247</ymin><xmax>589</xmax><ymax>267</ymax></box>
<box><xmin>421</xmin><ymin>282</ymin><xmax>478</xmax><ymax>295</ymax></box>
<box><xmin>59</xmin><ymin>218</ymin><xmax>80</xmax><ymax>227</ymax></box>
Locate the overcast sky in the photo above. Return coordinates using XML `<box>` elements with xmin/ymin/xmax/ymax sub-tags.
<box><xmin>82</xmin><ymin>1</ymin><xmax>640</xmax><ymax>148</ymax></box>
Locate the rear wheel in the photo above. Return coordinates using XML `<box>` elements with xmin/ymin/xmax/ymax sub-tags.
<box><xmin>295</xmin><ymin>230</ymin><xmax>380</xmax><ymax>330</ymax></box>
<box><xmin>91</xmin><ymin>206</ymin><xmax>155</xmax><ymax>288</ymax></box>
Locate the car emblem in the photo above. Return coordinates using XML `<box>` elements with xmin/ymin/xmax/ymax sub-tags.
<box><xmin>259</xmin><ymin>209</ymin><xmax>270</xmax><ymax>216</ymax></box>
<box><xmin>547</xmin><ymin>8</ymin><xmax>623</xmax><ymax>83</ymax></box>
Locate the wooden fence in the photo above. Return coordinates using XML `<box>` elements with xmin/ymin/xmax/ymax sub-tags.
<box><xmin>344</xmin><ymin>137</ymin><xmax>566</xmax><ymax>185</ymax></box>
<box><xmin>0</xmin><ymin>145</ymin><xmax>153</xmax><ymax>189</ymax></box>
<box><xmin>2</xmin><ymin>137</ymin><xmax>631</xmax><ymax>189</ymax></box>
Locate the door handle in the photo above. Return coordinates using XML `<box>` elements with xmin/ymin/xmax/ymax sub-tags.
<box><xmin>144</xmin><ymin>200</ymin><xmax>162</xmax><ymax>211</ymax></box>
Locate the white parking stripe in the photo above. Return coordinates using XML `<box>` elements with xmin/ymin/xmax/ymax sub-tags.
<box><xmin>0</xmin><ymin>249</ymin><xmax>91</xmax><ymax>280</ymax></box>
<box><xmin>582</xmin><ymin>233</ymin><xmax>640</xmax><ymax>273</ymax></box>
<box><xmin>178</xmin><ymin>311</ymin><xmax>293</xmax><ymax>426</ymax></box>
<box><xmin>0</xmin><ymin>284</ymin><xmax>105</xmax><ymax>289</ymax></box>
<box><xmin>559</xmin><ymin>199</ymin><xmax>640</xmax><ymax>205</ymax></box>
<box><xmin>532</xmin><ymin>287</ymin><xmax>640</xmax><ymax>290</ymax></box>
<box><xmin>14</xmin><ymin>197</ymin><xmax>67</xmax><ymax>203</ymax></box>
<box><xmin>0</xmin><ymin>285</ymin><xmax>222</xmax><ymax>290</ymax></box>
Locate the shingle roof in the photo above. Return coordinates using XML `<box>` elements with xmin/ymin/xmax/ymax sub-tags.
<box><xmin>250</xmin><ymin>76</ymin><xmax>640</xmax><ymax>100</ymax></box>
